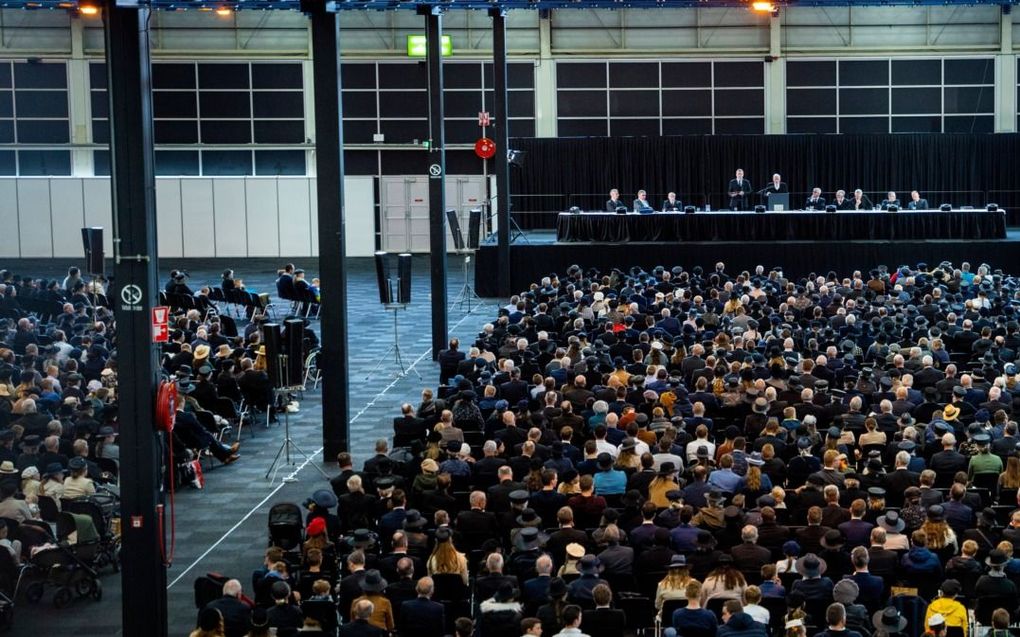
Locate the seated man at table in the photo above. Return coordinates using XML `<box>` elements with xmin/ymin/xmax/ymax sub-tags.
<box><xmin>805</xmin><ymin>188</ymin><xmax>826</xmax><ymax>210</ymax></box>
<box><xmin>850</xmin><ymin>189</ymin><xmax>874</xmax><ymax>210</ymax></box>
<box><xmin>834</xmin><ymin>190</ymin><xmax>853</xmax><ymax>211</ymax></box>
<box><xmin>908</xmin><ymin>191</ymin><xmax>929</xmax><ymax>210</ymax></box>
<box><xmin>662</xmin><ymin>192</ymin><xmax>683</xmax><ymax>212</ymax></box>
<box><xmin>634</xmin><ymin>190</ymin><xmax>655</xmax><ymax>213</ymax></box>
<box><xmin>880</xmin><ymin>191</ymin><xmax>901</xmax><ymax>210</ymax></box>
<box><xmin>606</xmin><ymin>189</ymin><xmax>625</xmax><ymax>212</ymax></box>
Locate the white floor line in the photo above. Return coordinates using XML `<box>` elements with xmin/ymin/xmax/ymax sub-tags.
<box><xmin>166</xmin><ymin>303</ymin><xmax>490</xmax><ymax>590</ymax></box>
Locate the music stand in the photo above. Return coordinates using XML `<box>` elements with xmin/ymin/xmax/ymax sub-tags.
<box><xmin>364</xmin><ymin>304</ymin><xmax>421</xmax><ymax>381</ymax></box>
<box><xmin>264</xmin><ymin>354</ymin><xmax>330</xmax><ymax>483</ymax></box>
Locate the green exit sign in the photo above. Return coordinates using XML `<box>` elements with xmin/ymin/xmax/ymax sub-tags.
<box><xmin>406</xmin><ymin>35</ymin><xmax>452</xmax><ymax>58</ymax></box>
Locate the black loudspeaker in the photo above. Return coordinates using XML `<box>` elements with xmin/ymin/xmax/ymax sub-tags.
<box><xmin>262</xmin><ymin>323</ymin><xmax>283</xmax><ymax>388</ymax></box>
<box><xmin>284</xmin><ymin>318</ymin><xmax>304</xmax><ymax>387</ymax></box>
<box><xmin>446</xmin><ymin>209</ymin><xmax>464</xmax><ymax>251</ymax></box>
<box><xmin>374</xmin><ymin>251</ymin><xmax>393</xmax><ymax>305</ymax></box>
<box><xmin>467</xmin><ymin>208</ymin><xmax>481</xmax><ymax>249</ymax></box>
<box><xmin>80</xmin><ymin>227</ymin><xmax>104</xmax><ymax>276</ymax></box>
<box><xmin>397</xmin><ymin>254</ymin><xmax>412</xmax><ymax>305</ymax></box>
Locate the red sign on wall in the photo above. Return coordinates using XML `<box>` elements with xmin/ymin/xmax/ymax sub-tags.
<box><xmin>152</xmin><ymin>306</ymin><xmax>170</xmax><ymax>343</ymax></box>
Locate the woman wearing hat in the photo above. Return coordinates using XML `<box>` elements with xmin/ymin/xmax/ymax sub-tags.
<box><xmin>413</xmin><ymin>459</ymin><xmax>440</xmax><ymax>497</ymax></box>
<box><xmin>427</xmin><ymin>527</ymin><xmax>468</xmax><ymax>585</ymax></box>
<box><xmin>302</xmin><ymin>516</ymin><xmax>333</xmax><ymax>562</ymax></box>
<box><xmin>921</xmin><ymin>505</ymin><xmax>958</xmax><ymax>554</ymax></box>
<box><xmin>537</xmin><ymin>577</ymin><xmax>569</xmax><ymax>636</ymax></box>
<box><xmin>873</xmin><ymin>607</ymin><xmax>909</xmax><ymax>637</ymax></box>
<box><xmin>19</xmin><ymin>466</ymin><xmax>40</xmax><ymax>506</ymax></box>
<box><xmin>648</xmin><ymin>463</ymin><xmax>679</xmax><ymax>509</ymax></box>
<box><xmin>700</xmin><ymin>555</ymin><xmax>747</xmax><ymax>604</ymax></box>
<box><xmin>558</xmin><ymin>542</ymin><xmax>586</xmax><ymax>578</ymax></box>
<box><xmin>655</xmin><ymin>555</ymin><xmax>695</xmax><ymax>615</ymax></box>
<box><xmin>351</xmin><ymin>570</ymin><xmax>395</xmax><ymax>632</ymax></box>
<box><xmin>38</xmin><ymin>462</ymin><xmax>65</xmax><ymax>505</ymax></box>
<box><xmin>62</xmin><ymin>456</ymin><xmax>96</xmax><ymax>500</ymax></box>
<box><xmin>614</xmin><ymin>438</ymin><xmax>641</xmax><ymax>471</ymax></box>
<box><xmin>737</xmin><ymin>453</ymin><xmax>772</xmax><ymax>501</ymax></box>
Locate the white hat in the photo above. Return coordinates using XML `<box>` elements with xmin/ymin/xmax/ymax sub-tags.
<box><xmin>928</xmin><ymin>614</ymin><xmax>946</xmax><ymax>628</ymax></box>
<box><xmin>785</xmin><ymin>619</ymin><xmax>804</xmax><ymax>630</ymax></box>
<box><xmin>651</xmin><ymin>341</ymin><xmax>663</xmax><ymax>350</ymax></box>
<box><xmin>87</xmin><ymin>380</ymin><xmax>102</xmax><ymax>392</ymax></box>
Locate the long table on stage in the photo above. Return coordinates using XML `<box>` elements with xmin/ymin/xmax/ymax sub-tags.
<box><xmin>555</xmin><ymin>210</ymin><xmax>1007</xmax><ymax>243</ymax></box>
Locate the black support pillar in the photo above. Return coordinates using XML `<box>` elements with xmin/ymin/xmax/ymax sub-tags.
<box><xmin>307</xmin><ymin>2</ymin><xmax>350</xmax><ymax>460</ymax></box>
<box><xmin>491</xmin><ymin>8</ymin><xmax>512</xmax><ymax>298</ymax></box>
<box><xmin>421</xmin><ymin>4</ymin><xmax>448</xmax><ymax>360</ymax></box>
<box><xmin>105</xmin><ymin>2</ymin><xmax>167</xmax><ymax>636</ymax></box>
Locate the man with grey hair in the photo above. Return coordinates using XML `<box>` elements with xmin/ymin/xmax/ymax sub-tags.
<box><xmin>731</xmin><ymin>524</ymin><xmax>771</xmax><ymax>574</ymax></box>
<box><xmin>475</xmin><ymin>552</ymin><xmax>519</xmax><ymax>604</ymax></box>
<box><xmin>398</xmin><ymin>577</ymin><xmax>445</xmax><ymax>637</ymax></box>
<box><xmin>202</xmin><ymin>578</ymin><xmax>252</xmax><ymax>637</ymax></box>
<box><xmin>522</xmin><ymin>554</ymin><xmax>554</xmax><ymax>607</ymax></box>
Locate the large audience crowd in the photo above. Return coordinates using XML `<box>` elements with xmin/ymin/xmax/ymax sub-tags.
<box><xmin>191</xmin><ymin>259</ymin><xmax>1020</xmax><ymax>637</ymax></box>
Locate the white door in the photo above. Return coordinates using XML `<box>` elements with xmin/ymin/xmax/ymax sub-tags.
<box><xmin>380</xmin><ymin>175</ymin><xmax>488</xmax><ymax>253</ymax></box>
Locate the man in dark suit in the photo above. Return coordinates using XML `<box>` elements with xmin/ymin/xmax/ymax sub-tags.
<box><xmin>398</xmin><ymin>577</ymin><xmax>446</xmax><ymax>637</ymax></box>
<box><xmin>633</xmin><ymin>190</ymin><xmax>654</xmax><ymax>213</ymax></box>
<box><xmin>605</xmin><ymin>188</ymin><xmax>624</xmax><ymax>212</ymax></box>
<box><xmin>730</xmin><ymin>525</ymin><xmax>772</xmax><ymax>576</ymax></box>
<box><xmin>582</xmin><ymin>583</ymin><xmax>627</xmax><ymax>637</ymax></box>
<box><xmin>393</xmin><ymin>404</ymin><xmax>426</xmax><ymax>447</ymax></box>
<box><xmin>377</xmin><ymin>490</ymin><xmax>408</xmax><ymax>549</ymax></box>
<box><xmin>546</xmin><ymin>507</ymin><xmax>591</xmax><ymax>568</ymax></box>
<box><xmin>487</xmin><ymin>466</ymin><xmax>524</xmax><ymax>512</ymax></box>
<box><xmin>455</xmin><ymin>491</ymin><xmax>500</xmax><ymax>551</ymax></box>
<box><xmin>474</xmin><ymin>553</ymin><xmax>519</xmax><ymax>606</ymax></box>
<box><xmin>850</xmin><ymin>189</ymin><xmax>874</xmax><ymax>210</ymax></box>
<box><xmin>833</xmin><ymin>189</ymin><xmax>853</xmax><ymax>211</ymax></box>
<box><xmin>728</xmin><ymin>168</ymin><xmax>752</xmax><ymax>210</ymax></box>
<box><xmin>907</xmin><ymin>190</ymin><xmax>929</xmax><ymax>210</ymax></box>
<box><xmin>498</xmin><ymin>369</ymin><xmax>529</xmax><ymax>406</ymax></box>
<box><xmin>805</xmin><ymin>188</ymin><xmax>826</xmax><ymax>210</ymax></box>
<box><xmin>879</xmin><ymin>191</ymin><xmax>901</xmax><ymax>210</ymax></box>
<box><xmin>437</xmin><ymin>338</ymin><xmax>465</xmax><ymax>385</ymax></box>
<box><xmin>662</xmin><ymin>192</ymin><xmax>683</xmax><ymax>212</ymax></box>
<box><xmin>867</xmin><ymin>528</ymin><xmax>900</xmax><ymax>579</ymax></box>
<box><xmin>202</xmin><ymin>579</ymin><xmax>252</xmax><ymax>637</ymax></box>
<box><xmin>341</xmin><ymin>599</ymin><xmax>388</xmax><ymax>637</ymax></box>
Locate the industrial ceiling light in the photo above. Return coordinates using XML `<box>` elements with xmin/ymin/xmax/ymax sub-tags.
<box><xmin>751</xmin><ymin>1</ymin><xmax>777</xmax><ymax>15</ymax></box>
<box><xmin>215</xmin><ymin>5</ymin><xmax>233</xmax><ymax>15</ymax></box>
<box><xmin>78</xmin><ymin>2</ymin><xmax>99</xmax><ymax>14</ymax></box>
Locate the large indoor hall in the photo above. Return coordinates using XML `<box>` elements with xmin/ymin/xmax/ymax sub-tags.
<box><xmin>5</xmin><ymin>1</ymin><xmax>1020</xmax><ymax>636</ymax></box>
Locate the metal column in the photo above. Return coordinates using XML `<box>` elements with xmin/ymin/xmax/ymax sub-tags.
<box><xmin>307</xmin><ymin>2</ymin><xmax>350</xmax><ymax>459</ymax></box>
<box><xmin>421</xmin><ymin>4</ymin><xmax>448</xmax><ymax>359</ymax></box>
<box><xmin>491</xmin><ymin>8</ymin><xmax>512</xmax><ymax>298</ymax></box>
<box><xmin>104</xmin><ymin>2</ymin><xmax>167</xmax><ymax>635</ymax></box>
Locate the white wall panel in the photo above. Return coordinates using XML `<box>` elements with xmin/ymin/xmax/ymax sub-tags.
<box><xmin>17</xmin><ymin>180</ymin><xmax>52</xmax><ymax>258</ymax></box>
<box><xmin>82</xmin><ymin>179</ymin><xmax>113</xmax><ymax>256</ymax></box>
<box><xmin>0</xmin><ymin>180</ymin><xmax>19</xmax><ymax>258</ymax></box>
<box><xmin>49</xmin><ymin>179</ymin><xmax>85</xmax><ymax>257</ymax></box>
<box><xmin>277</xmin><ymin>178</ymin><xmax>312</xmax><ymax>256</ymax></box>
<box><xmin>309</xmin><ymin>179</ymin><xmax>319</xmax><ymax>258</ymax></box>
<box><xmin>344</xmin><ymin>176</ymin><xmax>376</xmax><ymax>258</ymax></box>
<box><xmin>212</xmin><ymin>179</ymin><xmax>247</xmax><ymax>257</ymax></box>
<box><xmin>245</xmin><ymin>179</ymin><xmax>280</xmax><ymax>257</ymax></box>
<box><xmin>156</xmin><ymin>178</ymin><xmax>184</xmax><ymax>259</ymax></box>
<box><xmin>180</xmin><ymin>179</ymin><xmax>216</xmax><ymax>258</ymax></box>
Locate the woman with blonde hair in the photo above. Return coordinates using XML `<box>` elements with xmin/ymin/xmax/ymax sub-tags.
<box><xmin>427</xmin><ymin>527</ymin><xmax>469</xmax><ymax>585</ymax></box>
<box><xmin>655</xmin><ymin>555</ymin><xmax>695</xmax><ymax>613</ymax></box>
<box><xmin>738</xmin><ymin>455</ymin><xmax>772</xmax><ymax>500</ymax></box>
<box><xmin>614</xmin><ymin>440</ymin><xmax>641</xmax><ymax>471</ymax></box>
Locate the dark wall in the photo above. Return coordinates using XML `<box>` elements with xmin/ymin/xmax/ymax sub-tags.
<box><xmin>506</xmin><ymin>133</ymin><xmax>1020</xmax><ymax>225</ymax></box>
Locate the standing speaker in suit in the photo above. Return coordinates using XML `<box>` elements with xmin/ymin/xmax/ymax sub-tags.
<box><xmin>728</xmin><ymin>169</ymin><xmax>752</xmax><ymax>210</ymax></box>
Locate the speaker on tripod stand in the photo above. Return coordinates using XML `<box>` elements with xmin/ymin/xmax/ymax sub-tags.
<box><xmin>449</xmin><ymin>209</ymin><xmax>483</xmax><ymax>312</ymax></box>
<box><xmin>366</xmin><ymin>252</ymin><xmax>420</xmax><ymax>380</ymax></box>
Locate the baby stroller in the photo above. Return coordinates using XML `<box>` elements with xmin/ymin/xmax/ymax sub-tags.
<box><xmin>23</xmin><ymin>512</ymin><xmax>102</xmax><ymax>608</ymax></box>
<box><xmin>268</xmin><ymin>502</ymin><xmax>304</xmax><ymax>552</ymax></box>
<box><xmin>63</xmin><ymin>488</ymin><xmax>121</xmax><ymax>572</ymax></box>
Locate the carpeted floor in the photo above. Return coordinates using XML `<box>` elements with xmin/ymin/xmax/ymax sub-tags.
<box><xmin>1</xmin><ymin>255</ymin><xmax>497</xmax><ymax>636</ymax></box>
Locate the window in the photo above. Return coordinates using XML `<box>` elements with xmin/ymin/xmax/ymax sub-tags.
<box><xmin>0</xmin><ymin>61</ymin><xmax>71</xmax><ymax>175</ymax></box>
<box><xmin>91</xmin><ymin>61</ymin><xmax>306</xmax><ymax>176</ymax></box>
<box><xmin>787</xmin><ymin>57</ymin><xmax>994</xmax><ymax>134</ymax></box>
<box><xmin>555</xmin><ymin>60</ymin><xmax>765</xmax><ymax>137</ymax></box>
<box><xmin>340</xmin><ymin>60</ymin><xmax>536</xmax><ymax>149</ymax></box>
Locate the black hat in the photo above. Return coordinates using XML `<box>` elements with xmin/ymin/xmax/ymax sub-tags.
<box><xmin>514</xmin><ymin>526</ymin><xmax>547</xmax><ymax>550</ymax></box>
<box><xmin>360</xmin><ymin>570</ymin><xmax>388</xmax><ymax>593</ymax></box>
<box><xmin>872</xmin><ymin>608</ymin><xmax>907</xmax><ymax>635</ymax></box>
<box><xmin>509</xmin><ymin>490</ymin><xmax>530</xmax><ymax>503</ymax></box>
<box><xmin>516</xmin><ymin>508</ymin><xmax>542</xmax><ymax>527</ymax></box>
<box><xmin>820</xmin><ymin>529</ymin><xmax>845</xmax><ymax>549</ymax></box>
<box><xmin>434</xmin><ymin>527</ymin><xmax>453</xmax><ymax>542</ymax></box>
<box><xmin>867</xmin><ymin>487</ymin><xmax>886</xmax><ymax>498</ymax></box>
<box><xmin>795</xmin><ymin>553</ymin><xmax>827</xmax><ymax>577</ymax></box>
<box><xmin>403</xmin><ymin>509</ymin><xmax>427</xmax><ymax>529</ymax></box>
<box><xmin>658</xmin><ymin>462</ymin><xmax>677</xmax><ymax>476</ymax></box>
<box><xmin>578</xmin><ymin>555</ymin><xmax>603</xmax><ymax>575</ymax></box>
<box><xmin>926</xmin><ymin>505</ymin><xmax>945</xmax><ymax>522</ymax></box>
<box><xmin>877</xmin><ymin>511</ymin><xmax>905</xmax><ymax>533</ymax></box>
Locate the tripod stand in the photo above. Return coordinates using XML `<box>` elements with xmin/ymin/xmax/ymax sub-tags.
<box><xmin>508</xmin><ymin>214</ymin><xmax>530</xmax><ymax>244</ymax></box>
<box><xmin>364</xmin><ymin>304</ymin><xmax>421</xmax><ymax>381</ymax></box>
<box><xmin>265</xmin><ymin>354</ymin><xmax>328</xmax><ymax>479</ymax></box>
<box><xmin>451</xmin><ymin>250</ymin><xmax>482</xmax><ymax>313</ymax></box>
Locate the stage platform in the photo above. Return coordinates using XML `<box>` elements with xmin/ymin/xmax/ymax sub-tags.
<box><xmin>474</xmin><ymin>228</ymin><xmax>1020</xmax><ymax>297</ymax></box>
